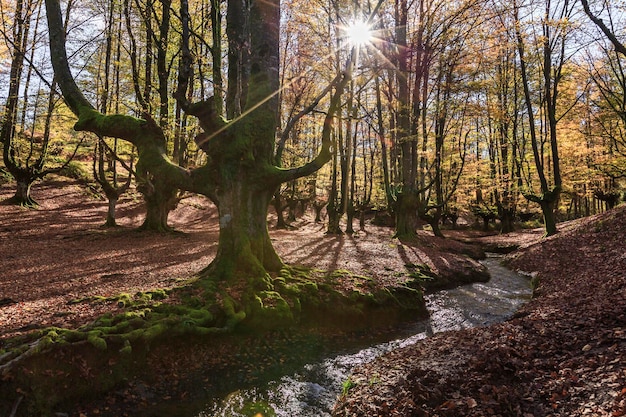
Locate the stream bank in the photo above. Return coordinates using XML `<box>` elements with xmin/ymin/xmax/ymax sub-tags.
<box><xmin>0</xmin><ymin>246</ymin><xmax>487</xmax><ymax>417</ymax></box>
<box><xmin>334</xmin><ymin>207</ymin><xmax>626</xmax><ymax>417</ymax></box>
<box><xmin>196</xmin><ymin>255</ymin><xmax>531</xmax><ymax>417</ymax></box>
<box><xmin>50</xmin><ymin>255</ymin><xmax>527</xmax><ymax>417</ymax></box>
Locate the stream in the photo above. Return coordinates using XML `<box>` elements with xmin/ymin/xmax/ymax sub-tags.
<box><xmin>140</xmin><ymin>255</ymin><xmax>531</xmax><ymax>417</ymax></box>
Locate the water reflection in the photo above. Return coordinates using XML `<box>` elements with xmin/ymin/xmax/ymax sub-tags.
<box><xmin>201</xmin><ymin>255</ymin><xmax>531</xmax><ymax>417</ymax></box>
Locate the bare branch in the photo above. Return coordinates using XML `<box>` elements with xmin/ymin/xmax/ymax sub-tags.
<box><xmin>580</xmin><ymin>0</ymin><xmax>626</xmax><ymax>57</ymax></box>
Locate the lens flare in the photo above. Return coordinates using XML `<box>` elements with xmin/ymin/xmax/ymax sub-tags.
<box><xmin>345</xmin><ymin>20</ymin><xmax>373</xmax><ymax>46</ymax></box>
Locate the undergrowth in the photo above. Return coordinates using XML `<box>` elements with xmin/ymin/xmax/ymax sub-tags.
<box><xmin>1</xmin><ymin>265</ymin><xmax>427</xmax><ymax>372</ymax></box>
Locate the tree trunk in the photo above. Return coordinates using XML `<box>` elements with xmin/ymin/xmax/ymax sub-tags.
<box><xmin>428</xmin><ymin>212</ymin><xmax>444</xmax><ymax>238</ymax></box>
<box><xmin>430</xmin><ymin>222</ymin><xmax>444</xmax><ymax>238</ymax></box>
<box><xmin>287</xmin><ymin>198</ymin><xmax>297</xmax><ymax>222</ymax></box>
<box><xmin>138</xmin><ymin>181</ymin><xmax>178</xmax><ymax>232</ymax></box>
<box><xmin>375</xmin><ymin>75</ymin><xmax>393</xmax><ymax>210</ymax></box>
<box><xmin>141</xmin><ymin>198</ymin><xmax>173</xmax><ymax>232</ymax></box>
<box><xmin>205</xmin><ymin>183</ymin><xmax>282</xmax><ymax>283</ymax></box>
<box><xmin>326</xmin><ymin>136</ymin><xmax>343</xmax><ymax>234</ymax></box>
<box><xmin>326</xmin><ymin>198</ymin><xmax>343</xmax><ymax>234</ymax></box>
<box><xmin>394</xmin><ymin>192</ymin><xmax>419</xmax><ymax>238</ymax></box>
<box><xmin>539</xmin><ymin>197</ymin><xmax>558</xmax><ymax>237</ymax></box>
<box><xmin>272</xmin><ymin>192</ymin><xmax>287</xmax><ymax>229</ymax></box>
<box><xmin>359</xmin><ymin>208</ymin><xmax>366</xmax><ymax>230</ymax></box>
<box><xmin>313</xmin><ymin>200</ymin><xmax>326</xmax><ymax>223</ymax></box>
<box><xmin>483</xmin><ymin>217</ymin><xmax>490</xmax><ymax>231</ymax></box>
<box><xmin>104</xmin><ymin>197</ymin><xmax>118</xmax><ymax>227</ymax></box>
<box><xmin>11</xmin><ymin>176</ymin><xmax>37</xmax><ymax>207</ymax></box>
<box><xmin>345</xmin><ymin>204</ymin><xmax>355</xmax><ymax>234</ymax></box>
<box><xmin>498</xmin><ymin>206</ymin><xmax>515</xmax><ymax>234</ymax></box>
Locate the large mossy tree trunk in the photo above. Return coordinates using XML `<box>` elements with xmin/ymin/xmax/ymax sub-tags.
<box><xmin>177</xmin><ymin>0</ymin><xmax>350</xmax><ymax>288</ymax></box>
<box><xmin>207</xmin><ymin>182</ymin><xmax>283</xmax><ymax>283</ymax></box>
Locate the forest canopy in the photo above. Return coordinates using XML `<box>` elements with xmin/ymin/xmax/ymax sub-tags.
<box><xmin>1</xmin><ymin>0</ymin><xmax>625</xmax><ymax>240</ymax></box>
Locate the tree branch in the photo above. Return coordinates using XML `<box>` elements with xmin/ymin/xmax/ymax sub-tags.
<box><xmin>173</xmin><ymin>0</ymin><xmax>230</xmax><ymax>152</ymax></box>
<box><xmin>274</xmin><ymin>75</ymin><xmax>339</xmax><ymax>165</ymax></box>
<box><xmin>580</xmin><ymin>0</ymin><xmax>626</xmax><ymax>57</ymax></box>
<box><xmin>45</xmin><ymin>0</ymin><xmax>212</xmax><ymax>197</ymax></box>
<box><xmin>271</xmin><ymin>65</ymin><xmax>352</xmax><ymax>185</ymax></box>
<box><xmin>45</xmin><ymin>0</ymin><xmax>94</xmax><ymax>116</ymax></box>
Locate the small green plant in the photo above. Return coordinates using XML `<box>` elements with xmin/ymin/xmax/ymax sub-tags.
<box><xmin>342</xmin><ymin>377</ymin><xmax>356</xmax><ymax>396</ymax></box>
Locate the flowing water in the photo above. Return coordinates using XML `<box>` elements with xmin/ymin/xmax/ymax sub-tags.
<box><xmin>190</xmin><ymin>254</ymin><xmax>532</xmax><ymax>417</ymax></box>
<box><xmin>134</xmin><ymin>255</ymin><xmax>531</xmax><ymax>417</ymax></box>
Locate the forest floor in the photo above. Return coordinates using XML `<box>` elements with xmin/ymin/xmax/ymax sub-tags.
<box><xmin>0</xmin><ymin>176</ymin><xmax>488</xmax><ymax>341</ymax></box>
<box><xmin>0</xmin><ymin>176</ymin><xmax>624</xmax><ymax>417</ymax></box>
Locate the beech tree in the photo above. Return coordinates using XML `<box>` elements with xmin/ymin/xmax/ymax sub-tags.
<box><xmin>1</xmin><ymin>0</ymin><xmax>45</xmax><ymax>206</ymax></box>
<box><xmin>272</xmin><ymin>1</ymin><xmax>334</xmax><ymax>228</ymax></box>
<box><xmin>1</xmin><ymin>0</ymin><xmax>79</xmax><ymax>206</ymax></box>
<box><xmin>470</xmin><ymin>5</ymin><xmax>526</xmax><ymax>233</ymax></box>
<box><xmin>92</xmin><ymin>139</ymin><xmax>134</xmax><ymax>226</ymax></box>
<box><xmin>325</xmin><ymin>0</ymin><xmax>354</xmax><ymax>235</ymax></box>
<box><xmin>586</xmin><ymin>50</ymin><xmax>626</xmax><ymax>181</ymax></box>
<box><xmin>578</xmin><ymin>1</ymin><xmax>626</xmax><ymax>211</ymax></box>
<box><xmin>91</xmin><ymin>0</ymin><xmax>134</xmax><ymax>227</ymax></box>
<box><xmin>512</xmin><ymin>0</ymin><xmax>576</xmax><ymax>236</ymax></box>
<box><xmin>45</xmin><ymin>0</ymin><xmax>352</xmax><ymax>307</ymax></box>
<box><xmin>122</xmin><ymin>0</ymin><xmax>182</xmax><ymax>231</ymax></box>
